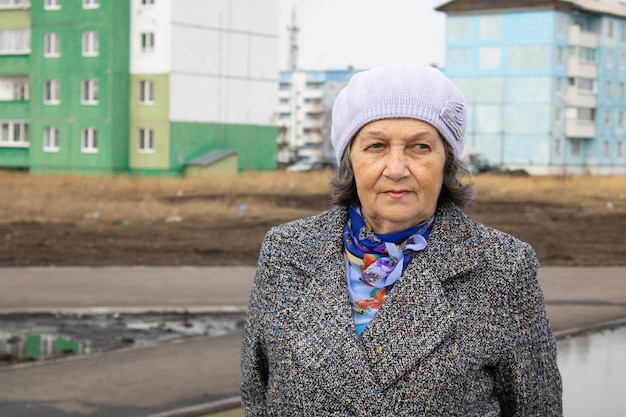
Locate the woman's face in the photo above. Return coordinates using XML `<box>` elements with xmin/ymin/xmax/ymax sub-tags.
<box><xmin>349</xmin><ymin>118</ymin><xmax>447</xmax><ymax>234</ymax></box>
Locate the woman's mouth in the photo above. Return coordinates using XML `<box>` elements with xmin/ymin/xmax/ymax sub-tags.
<box><xmin>384</xmin><ymin>190</ymin><xmax>410</xmax><ymax>199</ymax></box>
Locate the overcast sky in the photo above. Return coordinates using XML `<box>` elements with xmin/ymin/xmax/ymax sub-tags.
<box><xmin>278</xmin><ymin>0</ymin><xmax>448</xmax><ymax>71</ymax></box>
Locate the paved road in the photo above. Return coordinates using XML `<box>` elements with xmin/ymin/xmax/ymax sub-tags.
<box><xmin>0</xmin><ymin>266</ymin><xmax>625</xmax><ymax>417</ymax></box>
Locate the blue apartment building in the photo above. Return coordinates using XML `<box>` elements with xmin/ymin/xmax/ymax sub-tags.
<box><xmin>437</xmin><ymin>0</ymin><xmax>626</xmax><ymax>174</ymax></box>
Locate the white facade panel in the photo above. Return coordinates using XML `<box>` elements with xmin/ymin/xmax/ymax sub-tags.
<box><xmin>169</xmin><ymin>74</ymin><xmax>276</xmax><ymax>126</ymax></box>
<box><xmin>171</xmin><ymin>0</ymin><xmax>278</xmax><ymax>36</ymax></box>
<box><xmin>168</xmin><ymin>0</ymin><xmax>279</xmax><ymax>126</ymax></box>
<box><xmin>130</xmin><ymin>0</ymin><xmax>172</xmax><ymax>74</ymax></box>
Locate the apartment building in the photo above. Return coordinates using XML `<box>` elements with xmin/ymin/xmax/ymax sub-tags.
<box><xmin>277</xmin><ymin>68</ymin><xmax>361</xmax><ymax>163</ymax></box>
<box><xmin>0</xmin><ymin>0</ymin><xmax>279</xmax><ymax>175</ymax></box>
<box><xmin>437</xmin><ymin>0</ymin><xmax>626</xmax><ymax>174</ymax></box>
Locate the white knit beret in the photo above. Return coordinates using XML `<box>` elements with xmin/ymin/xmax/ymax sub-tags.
<box><xmin>330</xmin><ymin>64</ymin><xmax>467</xmax><ymax>165</ymax></box>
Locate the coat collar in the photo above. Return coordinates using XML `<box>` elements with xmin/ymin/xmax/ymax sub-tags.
<box><xmin>282</xmin><ymin>204</ymin><xmax>479</xmax><ymax>416</ymax></box>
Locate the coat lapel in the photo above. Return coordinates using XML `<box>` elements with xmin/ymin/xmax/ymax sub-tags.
<box><xmin>283</xmin><ymin>205</ymin><xmax>479</xmax><ymax>413</ymax></box>
<box><xmin>285</xmin><ymin>207</ymin><xmax>393</xmax><ymax>415</ymax></box>
<box><xmin>359</xmin><ymin>204</ymin><xmax>479</xmax><ymax>390</ymax></box>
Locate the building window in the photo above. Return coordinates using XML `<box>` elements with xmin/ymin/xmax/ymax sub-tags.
<box><xmin>608</xmin><ymin>20</ymin><xmax>615</xmax><ymax>38</ymax></box>
<box><xmin>604</xmin><ymin>141</ymin><xmax>610</xmax><ymax>157</ymax></box>
<box><xmin>607</xmin><ymin>51</ymin><xmax>614</xmax><ymax>69</ymax></box>
<box><xmin>44</xmin><ymin>32</ymin><xmax>60</xmax><ymax>57</ymax></box>
<box><xmin>606</xmin><ymin>81</ymin><xmax>612</xmax><ymax>97</ymax></box>
<box><xmin>556</xmin><ymin>77</ymin><xmax>564</xmax><ymax>94</ymax></box>
<box><xmin>618</xmin><ymin>111</ymin><xmax>624</xmax><ymax>129</ymax></box>
<box><xmin>82</xmin><ymin>31</ymin><xmax>99</xmax><ymax>56</ymax></box>
<box><xmin>81</xmin><ymin>127</ymin><xmax>98</xmax><ymax>153</ymax></box>
<box><xmin>554</xmin><ymin>139</ymin><xmax>562</xmax><ymax>157</ymax></box>
<box><xmin>44</xmin><ymin>79</ymin><xmax>60</xmax><ymax>104</ymax></box>
<box><xmin>44</xmin><ymin>0</ymin><xmax>61</xmax><ymax>10</ymax></box>
<box><xmin>571</xmin><ymin>139</ymin><xmax>581</xmax><ymax>156</ymax></box>
<box><xmin>140</xmin><ymin>32</ymin><xmax>155</xmax><ymax>53</ymax></box>
<box><xmin>0</xmin><ymin>29</ymin><xmax>30</xmax><ymax>54</ymax></box>
<box><xmin>82</xmin><ymin>0</ymin><xmax>99</xmax><ymax>8</ymax></box>
<box><xmin>618</xmin><ymin>141</ymin><xmax>624</xmax><ymax>158</ymax></box>
<box><xmin>622</xmin><ymin>23</ymin><xmax>626</xmax><ymax>41</ymax></box>
<box><xmin>0</xmin><ymin>0</ymin><xmax>28</xmax><ymax>9</ymax></box>
<box><xmin>43</xmin><ymin>127</ymin><xmax>59</xmax><ymax>152</ymax></box>
<box><xmin>620</xmin><ymin>83</ymin><xmax>625</xmax><ymax>99</ymax></box>
<box><xmin>555</xmin><ymin>107</ymin><xmax>563</xmax><ymax>124</ymax></box>
<box><xmin>605</xmin><ymin>111</ymin><xmax>611</xmax><ymax>127</ymax></box>
<box><xmin>577</xmin><ymin>107</ymin><xmax>595</xmax><ymax>122</ymax></box>
<box><xmin>0</xmin><ymin>121</ymin><xmax>28</xmax><ymax>146</ymax></box>
<box><xmin>138</xmin><ymin>80</ymin><xmax>154</xmax><ymax>104</ymax></box>
<box><xmin>570</xmin><ymin>77</ymin><xmax>595</xmax><ymax>93</ymax></box>
<box><xmin>138</xmin><ymin>128</ymin><xmax>154</xmax><ymax>153</ymax></box>
<box><xmin>620</xmin><ymin>53</ymin><xmax>626</xmax><ymax>70</ymax></box>
<box><xmin>81</xmin><ymin>79</ymin><xmax>98</xmax><ymax>105</ymax></box>
<box><xmin>556</xmin><ymin>46</ymin><xmax>565</xmax><ymax>67</ymax></box>
<box><xmin>2</xmin><ymin>78</ymin><xmax>29</xmax><ymax>100</ymax></box>
<box><xmin>575</xmin><ymin>46</ymin><xmax>596</xmax><ymax>63</ymax></box>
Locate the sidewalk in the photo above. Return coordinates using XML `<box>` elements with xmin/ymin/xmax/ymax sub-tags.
<box><xmin>0</xmin><ymin>266</ymin><xmax>625</xmax><ymax>417</ymax></box>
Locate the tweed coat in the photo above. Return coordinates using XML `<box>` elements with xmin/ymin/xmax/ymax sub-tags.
<box><xmin>240</xmin><ymin>203</ymin><xmax>562</xmax><ymax>417</ymax></box>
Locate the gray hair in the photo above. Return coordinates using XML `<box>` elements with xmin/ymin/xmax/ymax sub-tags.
<box><xmin>328</xmin><ymin>139</ymin><xmax>475</xmax><ymax>209</ymax></box>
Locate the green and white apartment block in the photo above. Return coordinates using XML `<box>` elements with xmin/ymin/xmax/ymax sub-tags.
<box><xmin>0</xmin><ymin>0</ymin><xmax>279</xmax><ymax>175</ymax></box>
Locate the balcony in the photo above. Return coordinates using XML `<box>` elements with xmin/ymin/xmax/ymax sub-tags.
<box><xmin>565</xmin><ymin>87</ymin><xmax>596</xmax><ymax>108</ymax></box>
<box><xmin>568</xmin><ymin>26</ymin><xmax>598</xmax><ymax>49</ymax></box>
<box><xmin>567</xmin><ymin>57</ymin><xmax>597</xmax><ymax>79</ymax></box>
<box><xmin>302</xmin><ymin>89</ymin><xmax>323</xmax><ymax>99</ymax></box>
<box><xmin>565</xmin><ymin>119</ymin><xmax>595</xmax><ymax>138</ymax></box>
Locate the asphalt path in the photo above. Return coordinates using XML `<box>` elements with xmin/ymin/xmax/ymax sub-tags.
<box><xmin>0</xmin><ymin>266</ymin><xmax>625</xmax><ymax>417</ymax></box>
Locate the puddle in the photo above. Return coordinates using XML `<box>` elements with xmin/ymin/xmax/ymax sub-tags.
<box><xmin>557</xmin><ymin>325</ymin><xmax>626</xmax><ymax>417</ymax></box>
<box><xmin>0</xmin><ymin>312</ymin><xmax>245</xmax><ymax>365</ymax></box>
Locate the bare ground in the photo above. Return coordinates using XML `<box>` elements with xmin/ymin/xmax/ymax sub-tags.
<box><xmin>0</xmin><ymin>171</ymin><xmax>625</xmax><ymax>267</ymax></box>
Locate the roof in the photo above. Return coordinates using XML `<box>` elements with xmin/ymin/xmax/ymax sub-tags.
<box><xmin>436</xmin><ymin>0</ymin><xmax>626</xmax><ymax>18</ymax></box>
<box><xmin>565</xmin><ymin>0</ymin><xmax>626</xmax><ymax>17</ymax></box>
<box><xmin>186</xmin><ymin>149</ymin><xmax>237</xmax><ymax>167</ymax></box>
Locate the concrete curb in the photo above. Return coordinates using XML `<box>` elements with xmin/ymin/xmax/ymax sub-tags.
<box><xmin>0</xmin><ymin>305</ymin><xmax>249</xmax><ymax>316</ymax></box>
<box><xmin>553</xmin><ymin>316</ymin><xmax>626</xmax><ymax>339</ymax></box>
<box><xmin>146</xmin><ymin>396</ymin><xmax>241</xmax><ymax>417</ymax></box>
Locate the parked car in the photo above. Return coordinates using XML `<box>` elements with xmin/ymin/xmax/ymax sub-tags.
<box><xmin>286</xmin><ymin>157</ymin><xmax>336</xmax><ymax>172</ymax></box>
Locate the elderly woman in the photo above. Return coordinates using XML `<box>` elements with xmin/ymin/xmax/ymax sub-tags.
<box><xmin>241</xmin><ymin>64</ymin><xmax>562</xmax><ymax>416</ymax></box>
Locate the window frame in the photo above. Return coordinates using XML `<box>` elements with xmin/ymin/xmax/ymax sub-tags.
<box><xmin>140</xmin><ymin>32</ymin><xmax>155</xmax><ymax>53</ymax></box>
<box><xmin>138</xmin><ymin>128</ymin><xmax>155</xmax><ymax>153</ymax></box>
<box><xmin>44</xmin><ymin>0</ymin><xmax>61</xmax><ymax>10</ymax></box>
<box><xmin>43</xmin><ymin>126</ymin><xmax>60</xmax><ymax>152</ymax></box>
<box><xmin>82</xmin><ymin>0</ymin><xmax>99</xmax><ymax>9</ymax></box>
<box><xmin>81</xmin><ymin>31</ymin><xmax>99</xmax><ymax>57</ymax></box>
<box><xmin>43</xmin><ymin>79</ymin><xmax>60</xmax><ymax>105</ymax></box>
<box><xmin>11</xmin><ymin>78</ymin><xmax>29</xmax><ymax>100</ymax></box>
<box><xmin>138</xmin><ymin>80</ymin><xmax>154</xmax><ymax>105</ymax></box>
<box><xmin>0</xmin><ymin>0</ymin><xmax>28</xmax><ymax>9</ymax></box>
<box><xmin>0</xmin><ymin>28</ymin><xmax>31</xmax><ymax>54</ymax></box>
<box><xmin>81</xmin><ymin>79</ymin><xmax>99</xmax><ymax>105</ymax></box>
<box><xmin>81</xmin><ymin>127</ymin><xmax>98</xmax><ymax>153</ymax></box>
<box><xmin>43</xmin><ymin>32</ymin><xmax>60</xmax><ymax>57</ymax></box>
<box><xmin>0</xmin><ymin>120</ymin><xmax>29</xmax><ymax>147</ymax></box>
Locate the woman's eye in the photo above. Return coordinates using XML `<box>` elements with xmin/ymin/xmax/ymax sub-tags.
<box><xmin>414</xmin><ymin>143</ymin><xmax>430</xmax><ymax>150</ymax></box>
<box><xmin>367</xmin><ymin>143</ymin><xmax>384</xmax><ymax>150</ymax></box>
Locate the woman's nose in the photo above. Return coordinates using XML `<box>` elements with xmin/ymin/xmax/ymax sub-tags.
<box><xmin>382</xmin><ymin>150</ymin><xmax>410</xmax><ymax>180</ymax></box>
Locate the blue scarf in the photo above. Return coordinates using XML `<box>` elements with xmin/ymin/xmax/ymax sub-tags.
<box><xmin>343</xmin><ymin>206</ymin><xmax>434</xmax><ymax>336</ymax></box>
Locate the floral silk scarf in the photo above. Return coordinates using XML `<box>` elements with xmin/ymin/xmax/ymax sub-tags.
<box><xmin>343</xmin><ymin>206</ymin><xmax>434</xmax><ymax>336</ymax></box>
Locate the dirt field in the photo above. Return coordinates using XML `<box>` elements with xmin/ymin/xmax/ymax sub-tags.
<box><xmin>0</xmin><ymin>170</ymin><xmax>625</xmax><ymax>267</ymax></box>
